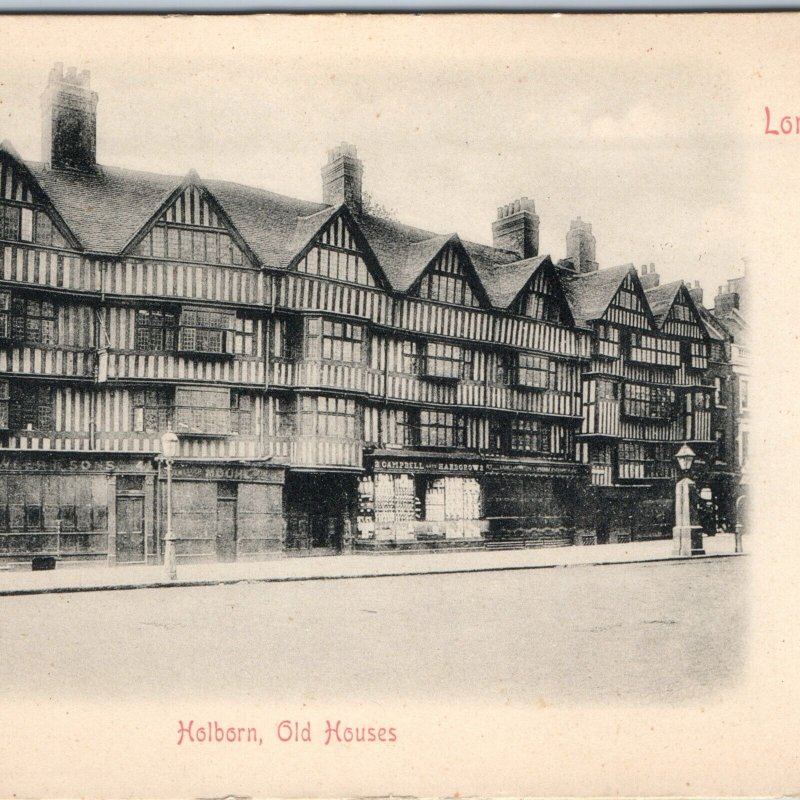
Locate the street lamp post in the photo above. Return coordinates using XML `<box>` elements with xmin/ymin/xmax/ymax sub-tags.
<box><xmin>672</xmin><ymin>443</ymin><xmax>704</xmax><ymax>557</ymax></box>
<box><xmin>160</xmin><ymin>430</ymin><xmax>179</xmax><ymax>581</ymax></box>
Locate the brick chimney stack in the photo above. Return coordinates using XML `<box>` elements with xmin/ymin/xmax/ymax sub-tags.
<box><xmin>639</xmin><ymin>262</ymin><xmax>660</xmax><ymax>289</ymax></box>
<box><xmin>714</xmin><ymin>281</ymin><xmax>741</xmax><ymax>316</ymax></box>
<box><xmin>41</xmin><ymin>63</ymin><xmax>98</xmax><ymax>172</ymax></box>
<box><xmin>492</xmin><ymin>197</ymin><xmax>539</xmax><ymax>260</ymax></box>
<box><xmin>688</xmin><ymin>280</ymin><xmax>703</xmax><ymax>307</ymax></box>
<box><xmin>566</xmin><ymin>218</ymin><xmax>598</xmax><ymax>274</ymax></box>
<box><xmin>322</xmin><ymin>142</ymin><xmax>363</xmax><ymax>216</ymax></box>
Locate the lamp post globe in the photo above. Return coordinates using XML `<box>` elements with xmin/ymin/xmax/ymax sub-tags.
<box><xmin>675</xmin><ymin>443</ymin><xmax>696</xmax><ymax>474</ymax></box>
<box><xmin>160</xmin><ymin>430</ymin><xmax>179</xmax><ymax>460</ymax></box>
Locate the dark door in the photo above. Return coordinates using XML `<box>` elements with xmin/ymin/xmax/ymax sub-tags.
<box><xmin>116</xmin><ymin>496</ymin><xmax>145</xmax><ymax>564</ymax></box>
<box><xmin>216</xmin><ymin>499</ymin><xmax>237</xmax><ymax>562</ymax></box>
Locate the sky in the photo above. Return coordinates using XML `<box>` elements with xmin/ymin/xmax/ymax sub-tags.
<box><xmin>0</xmin><ymin>14</ymin><xmax>753</xmax><ymax>305</ymax></box>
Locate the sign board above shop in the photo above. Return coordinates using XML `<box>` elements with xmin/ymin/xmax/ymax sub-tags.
<box><xmin>368</xmin><ymin>454</ymin><xmax>588</xmax><ymax>479</ymax></box>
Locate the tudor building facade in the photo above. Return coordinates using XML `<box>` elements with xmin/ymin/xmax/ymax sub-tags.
<box><xmin>0</xmin><ymin>65</ymin><xmax>744</xmax><ymax>564</ymax></box>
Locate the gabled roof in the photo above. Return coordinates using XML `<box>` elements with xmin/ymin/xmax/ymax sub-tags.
<box><xmin>558</xmin><ymin>263</ymin><xmax>636</xmax><ymax>327</ymax></box>
<box><xmin>204</xmin><ymin>178</ymin><xmax>327</xmax><ymax>267</ymax></box>
<box><xmin>26</xmin><ymin>160</ymin><xmax>180</xmax><ymax>254</ymax></box>
<box><xmin>696</xmin><ymin>305</ymin><xmax>730</xmax><ymax>342</ymax></box>
<box><xmin>644</xmin><ymin>280</ymin><xmax>683</xmax><ymax>327</ymax></box>
<box><xmin>474</xmin><ymin>253</ymin><xmax>549</xmax><ymax>309</ymax></box>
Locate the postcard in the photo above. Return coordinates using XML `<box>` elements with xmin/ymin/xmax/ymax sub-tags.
<box><xmin>0</xmin><ymin>11</ymin><xmax>794</xmax><ymax>799</ymax></box>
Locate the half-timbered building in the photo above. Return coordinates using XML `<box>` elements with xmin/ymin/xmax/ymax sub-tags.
<box><xmin>0</xmin><ymin>64</ymin><xmax>740</xmax><ymax>565</ymax></box>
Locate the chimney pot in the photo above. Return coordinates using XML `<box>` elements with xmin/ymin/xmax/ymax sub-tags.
<box><xmin>321</xmin><ymin>142</ymin><xmax>363</xmax><ymax>216</ymax></box>
<box><xmin>41</xmin><ymin>62</ymin><xmax>98</xmax><ymax>171</ymax></box>
<box><xmin>492</xmin><ymin>197</ymin><xmax>539</xmax><ymax>259</ymax></box>
<box><xmin>566</xmin><ymin>217</ymin><xmax>598</xmax><ymax>273</ymax></box>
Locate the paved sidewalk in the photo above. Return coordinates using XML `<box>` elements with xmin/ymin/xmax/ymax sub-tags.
<box><xmin>0</xmin><ymin>533</ymin><xmax>745</xmax><ymax>596</ymax></box>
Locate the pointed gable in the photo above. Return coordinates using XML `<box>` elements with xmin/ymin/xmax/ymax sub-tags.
<box><xmin>507</xmin><ymin>258</ymin><xmax>574</xmax><ymax>324</ymax></box>
<box><xmin>560</xmin><ymin>264</ymin><xmax>636</xmax><ymax>327</ymax></box>
<box><xmin>649</xmin><ymin>281</ymin><xmax>708</xmax><ymax>340</ymax></box>
<box><xmin>126</xmin><ymin>178</ymin><xmax>256</xmax><ymax>268</ymax></box>
<box><xmin>0</xmin><ymin>143</ymin><xmax>80</xmax><ymax>249</ymax></box>
<box><xmin>291</xmin><ymin>207</ymin><xmax>387</xmax><ymax>288</ymax></box>
<box><xmin>409</xmin><ymin>237</ymin><xmax>488</xmax><ymax>308</ymax></box>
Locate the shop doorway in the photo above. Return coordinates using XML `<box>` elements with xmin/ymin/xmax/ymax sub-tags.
<box><xmin>116</xmin><ymin>495</ymin><xmax>145</xmax><ymax>564</ymax></box>
<box><xmin>216</xmin><ymin>483</ymin><xmax>238</xmax><ymax>562</ymax></box>
<box><xmin>284</xmin><ymin>472</ymin><xmax>356</xmax><ymax>554</ymax></box>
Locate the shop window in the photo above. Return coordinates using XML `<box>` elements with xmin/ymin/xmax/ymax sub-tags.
<box><xmin>231</xmin><ymin>392</ymin><xmax>253</xmax><ymax>435</ymax></box>
<box><xmin>132</xmin><ymin>388</ymin><xmax>174</xmax><ymax>433</ymax></box>
<box><xmin>135</xmin><ymin>309</ymin><xmax>177</xmax><ymax>352</ymax></box>
<box><xmin>423</xmin><ymin>341</ymin><xmax>472</xmax><ymax>382</ymax></box>
<box><xmin>418</xmin><ymin>409</ymin><xmax>466</xmax><ymax>448</ymax></box>
<box><xmin>321</xmin><ymin>319</ymin><xmax>363</xmax><ymax>362</ymax></box>
<box><xmin>178</xmin><ymin>308</ymin><xmax>235</xmax><ymax>355</ymax></box>
<box><xmin>174</xmin><ymin>386</ymin><xmax>231</xmax><ymax>435</ymax></box>
<box><xmin>9</xmin><ymin>296</ymin><xmax>57</xmax><ymax>345</ymax></box>
<box><xmin>421</xmin><ymin>477</ymin><xmax>482</xmax><ymax>522</ymax></box>
<box><xmin>9</xmin><ymin>382</ymin><xmax>53</xmax><ymax>431</ymax></box>
<box><xmin>622</xmin><ymin>384</ymin><xmax>676</xmax><ymax>420</ymax></box>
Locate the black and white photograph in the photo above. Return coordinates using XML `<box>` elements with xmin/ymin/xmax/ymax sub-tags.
<box><xmin>0</xmin><ymin>12</ymin><xmax>793</xmax><ymax>799</ymax></box>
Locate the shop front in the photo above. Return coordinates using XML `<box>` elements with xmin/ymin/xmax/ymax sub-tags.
<box><xmin>157</xmin><ymin>459</ymin><xmax>285</xmax><ymax>563</ymax></box>
<box><xmin>357</xmin><ymin>451</ymin><xmax>587</xmax><ymax>551</ymax></box>
<box><xmin>0</xmin><ymin>452</ymin><xmax>156</xmax><ymax>565</ymax></box>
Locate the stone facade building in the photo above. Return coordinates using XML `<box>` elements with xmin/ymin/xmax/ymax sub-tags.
<box><xmin>0</xmin><ymin>65</ymin><xmax>745</xmax><ymax>564</ymax></box>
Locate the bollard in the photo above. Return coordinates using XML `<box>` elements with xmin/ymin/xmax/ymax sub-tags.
<box><xmin>735</xmin><ymin>524</ymin><xmax>743</xmax><ymax>553</ymax></box>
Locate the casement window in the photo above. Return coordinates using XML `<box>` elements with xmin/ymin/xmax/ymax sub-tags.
<box><xmin>522</xmin><ymin>290</ymin><xmax>561</xmax><ymax>323</ymax></box>
<box><xmin>596</xmin><ymin>379</ymin><xmax>619</xmax><ymax>401</ymax></box>
<box><xmin>321</xmin><ymin>319</ymin><xmax>364</xmax><ymax>362</ymax></box>
<box><xmin>423</xmin><ymin>341</ymin><xmax>473</xmax><ymax>382</ymax></box>
<box><xmin>714</xmin><ymin>377</ymin><xmax>726</xmax><ymax>407</ymax></box>
<box><xmin>694</xmin><ymin>392</ymin><xmax>712</xmax><ymax>411</ymax></box>
<box><xmin>0</xmin><ymin>378</ymin><xmax>8</xmax><ymax>429</ymax></box>
<box><xmin>497</xmin><ymin>351</ymin><xmax>553</xmax><ymax>389</ymax></box>
<box><xmin>715</xmin><ymin>430</ymin><xmax>727</xmax><ymax>462</ymax></box>
<box><xmin>689</xmin><ymin>341</ymin><xmax>709</xmax><ymax>369</ymax></box>
<box><xmin>230</xmin><ymin>392</ymin><xmax>253</xmax><ymax>435</ymax></box>
<box><xmin>0</xmin><ymin>204</ymin><xmax>20</xmax><ymax>241</ymax></box>
<box><xmin>739</xmin><ymin>379</ymin><xmax>749</xmax><ymax>411</ymax></box>
<box><xmin>132</xmin><ymin>388</ymin><xmax>174</xmax><ymax>434</ymax></box>
<box><xmin>272</xmin><ymin>317</ymin><xmax>303</xmax><ymax>362</ymax></box>
<box><xmin>233</xmin><ymin>316</ymin><xmax>256</xmax><ymax>356</ymax></box>
<box><xmin>302</xmin><ymin>396</ymin><xmax>359</xmax><ymax>438</ymax></box>
<box><xmin>670</xmin><ymin>303</ymin><xmax>693</xmax><ymax>322</ymax></box>
<box><xmin>396</xmin><ymin>408</ymin><xmax>422</xmax><ymax>447</ymax></box>
<box><xmin>398</xmin><ymin>339</ymin><xmax>423</xmax><ymax>375</ymax></box>
<box><xmin>178</xmin><ymin>308</ymin><xmax>234</xmax><ymax>355</ymax></box>
<box><xmin>417</xmin><ymin>249</ymin><xmax>481</xmax><ymax>308</ymax></box>
<box><xmin>275</xmin><ymin>397</ymin><xmax>296</xmax><ymax>436</ymax></box>
<box><xmin>614</xmin><ymin>287</ymin><xmax>639</xmax><ymax>310</ymax></box>
<box><xmin>628</xmin><ymin>332</ymin><xmax>681</xmax><ymax>367</ymax></box>
<box><xmin>174</xmin><ymin>387</ymin><xmax>231</xmax><ymax>435</ymax></box>
<box><xmin>0</xmin><ymin>291</ymin><xmax>9</xmax><ymax>339</ymax></box>
<box><xmin>709</xmin><ymin>342</ymin><xmax>726</xmax><ymax>362</ymax></box>
<box><xmin>135</xmin><ymin>224</ymin><xmax>245</xmax><ymax>266</ymax></box>
<box><xmin>622</xmin><ymin>384</ymin><xmax>676</xmax><ymax>420</ymax></box>
<box><xmin>9</xmin><ymin>382</ymin><xmax>54</xmax><ymax>431</ymax></box>
<box><xmin>298</xmin><ymin>246</ymin><xmax>373</xmax><ymax>285</ymax></box>
<box><xmin>135</xmin><ymin>309</ymin><xmax>177</xmax><ymax>351</ymax></box>
<box><xmin>418</xmin><ymin>410</ymin><xmax>467</xmax><ymax>448</ymax></box>
<box><xmin>33</xmin><ymin>210</ymin><xmax>67</xmax><ymax>248</ymax></box>
<box><xmin>510</xmin><ymin>417</ymin><xmax>551</xmax><ymax>454</ymax></box>
<box><xmin>618</xmin><ymin>442</ymin><xmax>673</xmax><ymax>479</ymax></box>
<box><xmin>9</xmin><ymin>296</ymin><xmax>57</xmax><ymax>345</ymax></box>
